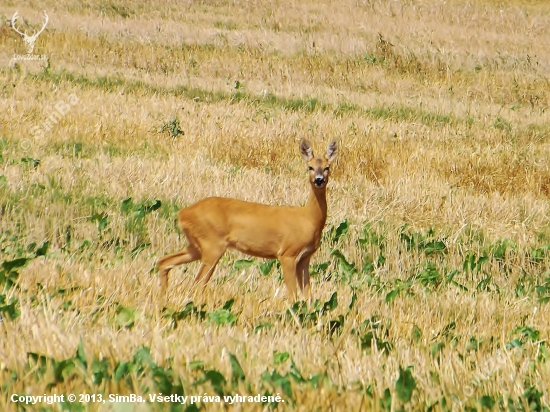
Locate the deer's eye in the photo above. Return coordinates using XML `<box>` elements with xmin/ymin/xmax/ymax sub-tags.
<box><xmin>308</xmin><ymin>166</ymin><xmax>314</xmax><ymax>171</ymax></box>
<box><xmin>324</xmin><ymin>166</ymin><xmax>330</xmax><ymax>171</ymax></box>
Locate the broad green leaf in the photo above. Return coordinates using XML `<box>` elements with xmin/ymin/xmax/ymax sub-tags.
<box><xmin>222</xmin><ymin>298</ymin><xmax>235</xmax><ymax>311</ymax></box>
<box><xmin>311</xmin><ymin>261</ymin><xmax>330</xmax><ymax>275</ymax></box>
<box><xmin>233</xmin><ymin>259</ymin><xmax>255</xmax><ymax>270</ymax></box>
<box><xmin>21</xmin><ymin>157</ymin><xmax>40</xmax><ymax>168</ymax></box>
<box><xmin>254</xmin><ymin>322</ymin><xmax>273</xmax><ymax>334</ymax></box>
<box><xmin>379</xmin><ymin>388</ymin><xmax>392</xmax><ymax>411</ymax></box>
<box><xmin>396</xmin><ymin>365</ymin><xmax>416</xmax><ymax>403</ymax></box>
<box><xmin>208</xmin><ymin>309</ymin><xmax>236</xmax><ymax>326</ymax></box>
<box><xmin>75</xmin><ymin>339</ymin><xmax>87</xmax><ymax>369</ymax></box>
<box><xmin>229</xmin><ymin>353</ymin><xmax>245</xmax><ymax>386</ymax></box>
<box><xmin>91</xmin><ymin>358</ymin><xmax>110</xmax><ymax>385</ymax></box>
<box><xmin>385</xmin><ymin>289</ymin><xmax>399</xmax><ymax>304</ymax></box>
<box><xmin>143</xmin><ymin>199</ymin><xmax>162</xmax><ymax>214</ymax></box>
<box><xmin>430</xmin><ymin>342</ymin><xmax>445</xmax><ymax>358</ymax></box>
<box><xmin>479</xmin><ymin>395</ymin><xmax>495</xmax><ymax>409</ymax></box>
<box><xmin>35</xmin><ymin>241</ymin><xmax>50</xmax><ymax>257</ymax></box>
<box><xmin>259</xmin><ymin>259</ymin><xmax>276</xmax><ymax>276</ymax></box>
<box><xmin>348</xmin><ymin>291</ymin><xmax>357</xmax><ymax>312</ymax></box>
<box><xmin>331</xmin><ymin>249</ymin><xmax>357</xmax><ymax>275</ymax></box>
<box><xmin>424</xmin><ymin>240</ymin><xmax>447</xmax><ymax>255</ymax></box>
<box><xmin>204</xmin><ymin>369</ymin><xmax>226</xmax><ymax>396</ymax></box>
<box><xmin>273</xmin><ymin>351</ymin><xmax>290</xmax><ymax>365</ymax></box>
<box><xmin>2</xmin><ymin>257</ymin><xmax>30</xmax><ymax>273</ymax></box>
<box><xmin>331</xmin><ymin>219</ymin><xmax>349</xmax><ymax>244</ymax></box>
<box><xmin>115</xmin><ymin>306</ymin><xmax>137</xmax><ymax>329</ymax></box>
<box><xmin>512</xmin><ymin>326</ymin><xmax>540</xmax><ymax>342</ymax></box>
<box><xmin>114</xmin><ymin>362</ymin><xmax>132</xmax><ymax>381</ymax></box>
<box><xmin>53</xmin><ymin>359</ymin><xmax>75</xmax><ymax>383</ymax></box>
<box><xmin>322</xmin><ymin>292</ymin><xmax>338</xmax><ymax>312</ymax></box>
<box><xmin>290</xmin><ymin>359</ymin><xmax>305</xmax><ymax>383</ymax></box>
<box><xmin>412</xmin><ymin>325</ymin><xmax>422</xmax><ymax>344</ymax></box>
<box><xmin>120</xmin><ymin>197</ymin><xmax>134</xmax><ymax>214</ymax></box>
<box><xmin>189</xmin><ymin>360</ymin><xmax>205</xmax><ymax>370</ymax></box>
<box><xmin>132</xmin><ymin>347</ymin><xmax>154</xmax><ymax>368</ymax></box>
<box><xmin>0</xmin><ymin>299</ymin><xmax>20</xmax><ymax>320</ymax></box>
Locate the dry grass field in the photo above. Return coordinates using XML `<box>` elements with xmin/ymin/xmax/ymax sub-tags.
<box><xmin>1</xmin><ymin>0</ymin><xmax>550</xmax><ymax>410</ymax></box>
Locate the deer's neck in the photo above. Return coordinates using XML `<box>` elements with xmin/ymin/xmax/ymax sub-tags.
<box><xmin>305</xmin><ymin>185</ymin><xmax>328</xmax><ymax>227</ymax></box>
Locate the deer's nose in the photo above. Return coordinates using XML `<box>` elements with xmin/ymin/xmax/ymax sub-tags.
<box><xmin>314</xmin><ymin>177</ymin><xmax>325</xmax><ymax>186</ymax></box>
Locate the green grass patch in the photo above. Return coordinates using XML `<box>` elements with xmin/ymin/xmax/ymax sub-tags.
<box><xmin>28</xmin><ymin>69</ymin><xmax>460</xmax><ymax>126</ymax></box>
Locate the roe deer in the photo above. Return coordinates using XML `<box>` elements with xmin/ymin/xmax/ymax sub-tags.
<box><xmin>157</xmin><ymin>139</ymin><xmax>338</xmax><ymax>300</ymax></box>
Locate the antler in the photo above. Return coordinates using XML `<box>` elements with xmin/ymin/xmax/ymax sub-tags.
<box><xmin>11</xmin><ymin>11</ymin><xmax>49</xmax><ymax>39</ymax></box>
<box><xmin>11</xmin><ymin>11</ymin><xmax>26</xmax><ymax>37</ymax></box>
<box><xmin>34</xmin><ymin>11</ymin><xmax>49</xmax><ymax>38</ymax></box>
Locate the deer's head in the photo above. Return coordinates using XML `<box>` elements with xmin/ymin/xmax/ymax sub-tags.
<box><xmin>300</xmin><ymin>139</ymin><xmax>338</xmax><ymax>189</ymax></box>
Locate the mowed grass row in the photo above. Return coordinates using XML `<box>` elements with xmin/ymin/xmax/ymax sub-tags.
<box><xmin>0</xmin><ymin>0</ymin><xmax>550</xmax><ymax>410</ymax></box>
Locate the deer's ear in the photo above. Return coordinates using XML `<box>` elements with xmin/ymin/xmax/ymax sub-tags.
<box><xmin>326</xmin><ymin>141</ymin><xmax>338</xmax><ymax>164</ymax></box>
<box><xmin>300</xmin><ymin>139</ymin><xmax>314</xmax><ymax>162</ymax></box>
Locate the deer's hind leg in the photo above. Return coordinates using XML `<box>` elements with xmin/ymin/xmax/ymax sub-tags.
<box><xmin>157</xmin><ymin>229</ymin><xmax>201</xmax><ymax>291</ymax></box>
<box><xmin>192</xmin><ymin>239</ymin><xmax>226</xmax><ymax>287</ymax></box>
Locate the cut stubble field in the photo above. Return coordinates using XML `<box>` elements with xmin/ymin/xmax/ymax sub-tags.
<box><xmin>0</xmin><ymin>0</ymin><xmax>550</xmax><ymax>410</ymax></box>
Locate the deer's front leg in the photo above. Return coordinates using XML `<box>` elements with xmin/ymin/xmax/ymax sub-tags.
<box><xmin>280</xmin><ymin>256</ymin><xmax>298</xmax><ymax>300</ymax></box>
<box><xmin>296</xmin><ymin>254</ymin><xmax>312</xmax><ymax>301</ymax></box>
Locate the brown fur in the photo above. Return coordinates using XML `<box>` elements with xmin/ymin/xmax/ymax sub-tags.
<box><xmin>157</xmin><ymin>140</ymin><xmax>337</xmax><ymax>300</ymax></box>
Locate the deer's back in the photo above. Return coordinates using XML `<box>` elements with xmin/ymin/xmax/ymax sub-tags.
<box><xmin>177</xmin><ymin>197</ymin><xmax>321</xmax><ymax>258</ymax></box>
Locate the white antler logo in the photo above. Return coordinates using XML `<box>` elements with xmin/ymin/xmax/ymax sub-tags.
<box><xmin>11</xmin><ymin>11</ymin><xmax>49</xmax><ymax>55</ymax></box>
